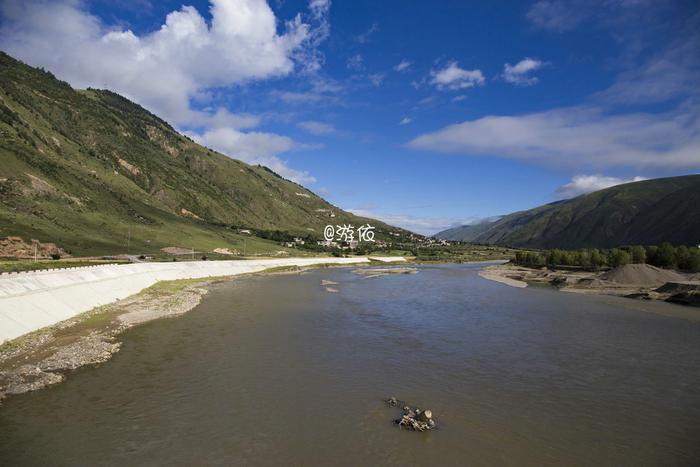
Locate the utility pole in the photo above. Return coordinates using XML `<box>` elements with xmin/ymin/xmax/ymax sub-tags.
<box><xmin>34</xmin><ymin>243</ymin><xmax>37</xmax><ymax>263</ymax></box>
<box><xmin>244</xmin><ymin>238</ymin><xmax>246</xmax><ymax>257</ymax></box>
<box><xmin>127</xmin><ymin>227</ymin><xmax>131</xmax><ymax>255</ymax></box>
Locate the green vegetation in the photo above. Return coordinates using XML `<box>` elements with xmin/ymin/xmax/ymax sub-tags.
<box><xmin>0</xmin><ymin>52</ymin><xmax>407</xmax><ymax>257</ymax></box>
<box><xmin>514</xmin><ymin>243</ymin><xmax>700</xmax><ymax>272</ymax></box>
<box><xmin>437</xmin><ymin>175</ymin><xmax>700</xmax><ymax>249</ymax></box>
<box><xmin>407</xmin><ymin>243</ymin><xmax>516</xmax><ymax>263</ymax></box>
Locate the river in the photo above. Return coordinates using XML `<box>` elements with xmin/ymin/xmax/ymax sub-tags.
<box><xmin>1</xmin><ymin>264</ymin><xmax>699</xmax><ymax>466</ymax></box>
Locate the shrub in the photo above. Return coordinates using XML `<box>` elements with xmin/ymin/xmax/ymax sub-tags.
<box><xmin>50</xmin><ymin>253</ymin><xmax>61</xmax><ymax>260</ymax></box>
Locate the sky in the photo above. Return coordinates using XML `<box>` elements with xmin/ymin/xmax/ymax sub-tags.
<box><xmin>1</xmin><ymin>0</ymin><xmax>699</xmax><ymax>234</ymax></box>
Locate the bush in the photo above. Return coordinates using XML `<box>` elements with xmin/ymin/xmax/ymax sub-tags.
<box><xmin>50</xmin><ymin>253</ymin><xmax>61</xmax><ymax>260</ymax></box>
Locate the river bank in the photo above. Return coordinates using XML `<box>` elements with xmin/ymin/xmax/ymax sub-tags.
<box><xmin>479</xmin><ymin>263</ymin><xmax>700</xmax><ymax>309</ymax></box>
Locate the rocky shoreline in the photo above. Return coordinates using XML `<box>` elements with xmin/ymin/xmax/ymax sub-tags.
<box><xmin>0</xmin><ymin>277</ymin><xmax>217</xmax><ymax>404</ymax></box>
<box><xmin>479</xmin><ymin>263</ymin><xmax>700</xmax><ymax>310</ymax></box>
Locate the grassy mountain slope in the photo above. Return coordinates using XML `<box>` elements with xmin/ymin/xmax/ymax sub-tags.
<box><xmin>0</xmin><ymin>52</ymin><xmax>403</xmax><ymax>256</ymax></box>
<box><xmin>436</xmin><ymin>175</ymin><xmax>700</xmax><ymax>248</ymax></box>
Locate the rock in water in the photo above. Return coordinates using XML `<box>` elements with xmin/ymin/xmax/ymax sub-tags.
<box><xmin>416</xmin><ymin>409</ymin><xmax>432</xmax><ymax>423</ymax></box>
<box><xmin>386</xmin><ymin>398</ymin><xmax>436</xmax><ymax>431</ymax></box>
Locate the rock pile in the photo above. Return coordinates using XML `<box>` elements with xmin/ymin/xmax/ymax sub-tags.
<box><xmin>386</xmin><ymin>397</ymin><xmax>436</xmax><ymax>431</ymax></box>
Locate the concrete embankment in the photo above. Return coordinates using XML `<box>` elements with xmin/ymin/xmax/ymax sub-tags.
<box><xmin>0</xmin><ymin>257</ymin><xmax>403</xmax><ymax>343</ymax></box>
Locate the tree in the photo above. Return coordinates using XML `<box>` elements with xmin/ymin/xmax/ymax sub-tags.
<box><xmin>577</xmin><ymin>250</ymin><xmax>592</xmax><ymax>269</ymax></box>
<box><xmin>676</xmin><ymin>245</ymin><xmax>695</xmax><ymax>270</ymax></box>
<box><xmin>547</xmin><ymin>249</ymin><xmax>564</xmax><ymax>266</ymax></box>
<box><xmin>589</xmin><ymin>249</ymin><xmax>607</xmax><ymax>270</ymax></box>
<box><xmin>687</xmin><ymin>249</ymin><xmax>700</xmax><ymax>272</ymax></box>
<box><xmin>656</xmin><ymin>242</ymin><xmax>677</xmax><ymax>269</ymax></box>
<box><xmin>629</xmin><ymin>245</ymin><xmax>646</xmax><ymax>264</ymax></box>
<box><xmin>645</xmin><ymin>245</ymin><xmax>659</xmax><ymax>266</ymax></box>
<box><xmin>609</xmin><ymin>248</ymin><xmax>631</xmax><ymax>268</ymax></box>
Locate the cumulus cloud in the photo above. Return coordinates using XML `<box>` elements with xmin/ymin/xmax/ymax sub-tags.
<box><xmin>407</xmin><ymin>103</ymin><xmax>700</xmax><ymax>169</ymax></box>
<box><xmin>399</xmin><ymin>117</ymin><xmax>412</xmax><ymax>125</ymax></box>
<box><xmin>502</xmin><ymin>58</ymin><xmax>544</xmax><ymax>86</ymax></box>
<box><xmin>555</xmin><ymin>174</ymin><xmax>648</xmax><ymax>198</ymax></box>
<box><xmin>298</xmin><ymin>120</ymin><xmax>336</xmax><ymax>135</ymax></box>
<box><xmin>190</xmin><ymin>127</ymin><xmax>316</xmax><ymax>184</ymax></box>
<box><xmin>430</xmin><ymin>61</ymin><xmax>485</xmax><ymax>91</ymax></box>
<box><xmin>0</xmin><ymin>0</ymin><xmax>329</xmax><ymax>183</ymax></box>
<box><xmin>394</xmin><ymin>60</ymin><xmax>412</xmax><ymax>72</ymax></box>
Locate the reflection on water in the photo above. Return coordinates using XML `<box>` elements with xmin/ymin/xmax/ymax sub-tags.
<box><xmin>1</xmin><ymin>264</ymin><xmax>699</xmax><ymax>466</ymax></box>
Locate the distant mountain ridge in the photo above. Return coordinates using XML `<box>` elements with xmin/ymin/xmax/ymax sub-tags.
<box><xmin>0</xmin><ymin>51</ymin><xmax>404</xmax><ymax>255</ymax></box>
<box><xmin>436</xmin><ymin>175</ymin><xmax>700</xmax><ymax>248</ymax></box>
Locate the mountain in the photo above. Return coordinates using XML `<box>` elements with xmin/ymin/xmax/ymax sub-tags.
<box><xmin>436</xmin><ymin>175</ymin><xmax>700</xmax><ymax>248</ymax></box>
<box><xmin>0</xmin><ymin>52</ymin><xmax>404</xmax><ymax>256</ymax></box>
<box><xmin>436</xmin><ymin>216</ymin><xmax>504</xmax><ymax>243</ymax></box>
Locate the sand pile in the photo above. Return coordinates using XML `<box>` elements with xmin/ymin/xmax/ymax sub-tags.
<box><xmin>599</xmin><ymin>264</ymin><xmax>686</xmax><ymax>286</ymax></box>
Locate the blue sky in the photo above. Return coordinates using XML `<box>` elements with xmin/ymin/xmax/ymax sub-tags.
<box><xmin>1</xmin><ymin>0</ymin><xmax>699</xmax><ymax>234</ymax></box>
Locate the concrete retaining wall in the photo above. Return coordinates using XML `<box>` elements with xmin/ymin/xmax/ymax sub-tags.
<box><xmin>0</xmin><ymin>256</ymin><xmax>403</xmax><ymax>343</ymax></box>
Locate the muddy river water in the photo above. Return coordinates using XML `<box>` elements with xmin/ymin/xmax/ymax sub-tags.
<box><xmin>1</xmin><ymin>264</ymin><xmax>699</xmax><ymax>466</ymax></box>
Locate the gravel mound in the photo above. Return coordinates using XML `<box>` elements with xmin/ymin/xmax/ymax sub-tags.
<box><xmin>599</xmin><ymin>264</ymin><xmax>686</xmax><ymax>286</ymax></box>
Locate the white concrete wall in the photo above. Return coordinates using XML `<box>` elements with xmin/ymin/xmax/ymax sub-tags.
<box><xmin>0</xmin><ymin>256</ymin><xmax>404</xmax><ymax>343</ymax></box>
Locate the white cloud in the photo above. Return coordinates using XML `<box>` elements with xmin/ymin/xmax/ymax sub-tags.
<box><xmin>190</xmin><ymin>127</ymin><xmax>316</xmax><ymax>184</ymax></box>
<box><xmin>502</xmin><ymin>58</ymin><xmax>544</xmax><ymax>86</ymax></box>
<box><xmin>430</xmin><ymin>61</ymin><xmax>485</xmax><ymax>91</ymax></box>
<box><xmin>356</xmin><ymin>23</ymin><xmax>378</xmax><ymax>43</ymax></box>
<box><xmin>368</xmin><ymin>73</ymin><xmax>385</xmax><ymax>87</ymax></box>
<box><xmin>298</xmin><ymin>120</ymin><xmax>336</xmax><ymax>135</ymax></box>
<box><xmin>295</xmin><ymin>0</ymin><xmax>331</xmax><ymax>74</ymax></box>
<box><xmin>555</xmin><ymin>174</ymin><xmax>648</xmax><ymax>198</ymax></box>
<box><xmin>394</xmin><ymin>60</ymin><xmax>412</xmax><ymax>72</ymax></box>
<box><xmin>196</xmin><ymin>108</ymin><xmax>261</xmax><ymax>130</ymax></box>
<box><xmin>407</xmin><ymin>103</ymin><xmax>700</xmax><ymax>169</ymax></box>
<box><xmin>452</xmin><ymin>95</ymin><xmax>467</xmax><ymax>102</ymax></box>
<box><xmin>399</xmin><ymin>117</ymin><xmax>412</xmax><ymax>125</ymax></box>
<box><xmin>0</xmin><ymin>0</ymin><xmax>330</xmax><ymax>183</ymax></box>
<box><xmin>595</xmin><ymin>22</ymin><xmax>699</xmax><ymax>105</ymax></box>
<box><xmin>348</xmin><ymin>209</ymin><xmax>476</xmax><ymax>235</ymax></box>
<box><xmin>346</xmin><ymin>53</ymin><xmax>364</xmax><ymax>71</ymax></box>
<box><xmin>526</xmin><ymin>0</ymin><xmax>584</xmax><ymax>31</ymax></box>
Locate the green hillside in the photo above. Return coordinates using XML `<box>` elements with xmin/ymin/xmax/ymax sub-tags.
<box><xmin>0</xmin><ymin>52</ymin><xmax>405</xmax><ymax>256</ymax></box>
<box><xmin>436</xmin><ymin>175</ymin><xmax>700</xmax><ymax>248</ymax></box>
